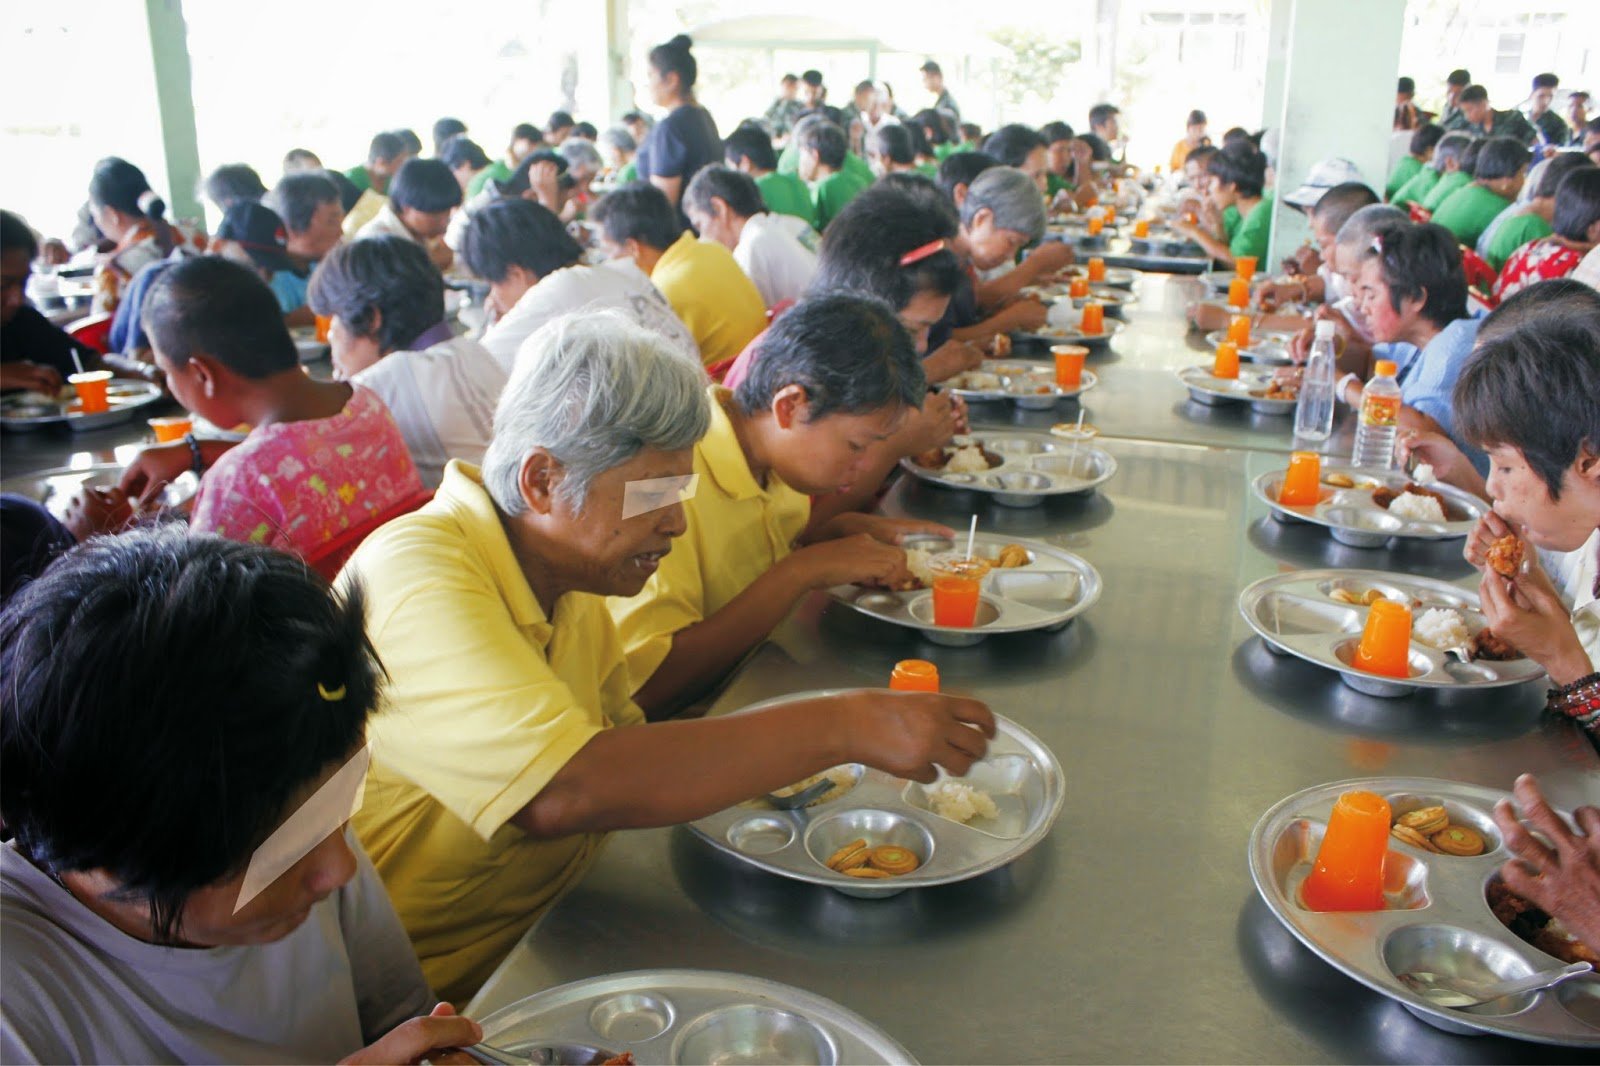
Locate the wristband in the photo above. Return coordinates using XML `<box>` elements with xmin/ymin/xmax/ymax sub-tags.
<box><xmin>184</xmin><ymin>432</ymin><xmax>206</xmax><ymax>477</ymax></box>
<box><xmin>1337</xmin><ymin>373</ymin><xmax>1362</xmax><ymax>406</ymax></box>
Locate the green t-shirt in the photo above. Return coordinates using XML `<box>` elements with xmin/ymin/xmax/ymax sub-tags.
<box><xmin>811</xmin><ymin>168</ymin><xmax>871</xmax><ymax>230</ymax></box>
<box><xmin>1390</xmin><ymin>166</ymin><xmax>1440</xmax><ymax>208</ymax></box>
<box><xmin>1222</xmin><ymin>204</ymin><xmax>1242</xmax><ymax>241</ymax></box>
<box><xmin>1046</xmin><ymin>173</ymin><xmax>1073</xmax><ymax>198</ymax></box>
<box><xmin>777</xmin><ymin>139</ymin><xmax>801</xmax><ymax>176</ymax></box>
<box><xmin>1484</xmin><ymin>211</ymin><xmax>1552</xmax><ymax>272</ymax></box>
<box><xmin>1229</xmin><ymin>194</ymin><xmax>1273</xmax><ymax>261</ymax></box>
<box><xmin>616</xmin><ymin>161</ymin><xmax>638</xmax><ymax>185</ymax></box>
<box><xmin>757</xmin><ymin>171</ymin><xmax>817</xmax><ymax>228</ymax></box>
<box><xmin>1386</xmin><ymin>156</ymin><xmax>1423</xmax><ymax>200</ymax></box>
<box><xmin>1420</xmin><ymin>170</ymin><xmax>1471</xmax><ymax>213</ymax></box>
<box><xmin>467</xmin><ymin>159</ymin><xmax>514</xmax><ymax>199</ymax></box>
<box><xmin>843</xmin><ymin>152</ymin><xmax>874</xmax><ymax>187</ymax></box>
<box><xmin>345</xmin><ymin>164</ymin><xmax>373</xmax><ymax>193</ymax></box>
<box><xmin>1430</xmin><ymin>183</ymin><xmax>1510</xmax><ymax>247</ymax></box>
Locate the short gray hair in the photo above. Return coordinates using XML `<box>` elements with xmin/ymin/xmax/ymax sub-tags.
<box><xmin>599</xmin><ymin>126</ymin><xmax>636</xmax><ymax>154</ymax></box>
<box><xmin>483</xmin><ymin>310</ymin><xmax>710</xmax><ymax>514</ymax></box>
<box><xmin>960</xmin><ymin>166</ymin><xmax>1045</xmax><ymax>242</ymax></box>
<box><xmin>1336</xmin><ymin>203</ymin><xmax>1407</xmax><ymax>251</ymax></box>
<box><xmin>559</xmin><ymin>138</ymin><xmax>604</xmax><ymax>178</ymax></box>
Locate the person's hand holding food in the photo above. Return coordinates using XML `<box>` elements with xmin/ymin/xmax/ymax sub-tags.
<box><xmin>61</xmin><ymin>485</ymin><xmax>136</xmax><ymax>541</ymax></box>
<box><xmin>339</xmin><ymin>1002</ymin><xmax>483</xmax><ymax>1066</ymax></box>
<box><xmin>921</xmin><ymin>340</ymin><xmax>984</xmax><ymax>383</ymax></box>
<box><xmin>0</xmin><ymin>361</ymin><xmax>64</xmax><ymax>394</ymax></box>
<box><xmin>1478</xmin><ymin>555</ymin><xmax>1592</xmax><ymax>686</ymax></box>
<box><xmin>996</xmin><ymin>297</ymin><xmax>1048</xmax><ymax>333</ymax></box>
<box><xmin>1398</xmin><ymin>430</ymin><xmax>1485</xmax><ymax>498</ymax></box>
<box><xmin>789</xmin><ymin>534</ymin><xmax>915</xmax><ymax>591</ymax></box>
<box><xmin>1492</xmin><ymin>774</ymin><xmax>1600</xmax><ymax>954</ymax></box>
<box><xmin>844</xmin><ymin>689</ymin><xmax>996</xmax><ymax>783</ymax></box>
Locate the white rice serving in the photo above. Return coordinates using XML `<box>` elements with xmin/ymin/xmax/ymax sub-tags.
<box><xmin>904</xmin><ymin>547</ymin><xmax>937</xmax><ymax>587</ymax></box>
<box><xmin>1413</xmin><ymin>608</ymin><xmax>1470</xmax><ymax>650</ymax></box>
<box><xmin>945</xmin><ymin>444</ymin><xmax>992</xmax><ymax>475</ymax></box>
<box><xmin>926</xmin><ymin>780</ymin><xmax>999</xmax><ymax>824</ymax></box>
<box><xmin>1388</xmin><ymin>491</ymin><xmax>1447</xmax><ymax>523</ymax></box>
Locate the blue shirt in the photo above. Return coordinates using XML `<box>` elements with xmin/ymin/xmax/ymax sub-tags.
<box><xmin>270</xmin><ymin>269</ymin><xmax>311</xmax><ymax>314</ymax></box>
<box><xmin>108</xmin><ymin>259</ymin><xmax>175</xmax><ymax>355</ymax></box>
<box><xmin>1396</xmin><ymin>316</ymin><xmax>1486</xmax><ymax>473</ymax></box>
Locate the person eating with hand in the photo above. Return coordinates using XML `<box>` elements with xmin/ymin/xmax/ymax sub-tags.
<box><xmin>1490</xmin><ymin>774</ymin><xmax>1600</xmax><ymax>959</ymax></box>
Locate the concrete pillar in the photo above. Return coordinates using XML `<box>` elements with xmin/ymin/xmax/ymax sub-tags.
<box><xmin>604</xmin><ymin>0</ymin><xmax>634</xmax><ymax>122</ymax></box>
<box><xmin>142</xmin><ymin>0</ymin><xmax>203</xmax><ymax>226</ymax></box>
<box><xmin>1263</xmin><ymin>0</ymin><xmax>1405</xmax><ymax>266</ymax></box>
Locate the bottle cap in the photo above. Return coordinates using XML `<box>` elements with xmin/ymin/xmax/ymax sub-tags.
<box><xmin>1313</xmin><ymin>319</ymin><xmax>1336</xmax><ymax>340</ymax></box>
<box><xmin>1374</xmin><ymin>360</ymin><xmax>1398</xmax><ymax>377</ymax></box>
<box><xmin>889</xmin><ymin>659</ymin><xmax>940</xmax><ymax>692</ymax></box>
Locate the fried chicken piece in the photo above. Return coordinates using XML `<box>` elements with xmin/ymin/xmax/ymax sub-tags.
<box><xmin>912</xmin><ymin>448</ymin><xmax>948</xmax><ymax>470</ymax></box>
<box><xmin>986</xmin><ymin>333</ymin><xmax>1012</xmax><ymax>358</ymax></box>
<box><xmin>1371</xmin><ymin>485</ymin><xmax>1399</xmax><ymax>510</ymax></box>
<box><xmin>1469</xmin><ymin>628</ymin><xmax>1521</xmax><ymax>661</ymax></box>
<box><xmin>1487</xmin><ymin>534</ymin><xmax>1525</xmax><ymax>578</ymax></box>
<box><xmin>994</xmin><ymin>544</ymin><xmax>1031</xmax><ymax>568</ymax></box>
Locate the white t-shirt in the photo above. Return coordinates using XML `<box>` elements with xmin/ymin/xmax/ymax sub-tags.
<box><xmin>0</xmin><ymin>838</ymin><xmax>433</xmax><ymax>1065</ymax></box>
<box><xmin>734</xmin><ymin>213</ymin><xmax>819</xmax><ymax>308</ymax></box>
<box><xmin>355</xmin><ymin>203</ymin><xmax>418</xmax><ymax>244</ymax></box>
<box><xmin>354</xmin><ymin>334</ymin><xmax>507</xmax><ymax>489</ymax></box>
<box><xmin>480</xmin><ymin>259</ymin><xmax>701</xmax><ymax>370</ymax></box>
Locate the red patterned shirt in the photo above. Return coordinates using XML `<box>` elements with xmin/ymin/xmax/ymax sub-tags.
<box><xmin>1494</xmin><ymin>238</ymin><xmax>1585</xmax><ymax>301</ymax></box>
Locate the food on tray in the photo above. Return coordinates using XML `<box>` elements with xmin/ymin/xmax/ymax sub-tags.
<box><xmin>824</xmin><ymin>837</ymin><xmax>922</xmax><ymax>878</ymax></box>
<box><xmin>986</xmin><ymin>333</ymin><xmax>1012</xmax><ymax>358</ymax></box>
<box><xmin>826</xmin><ymin>838</ymin><xmax>871</xmax><ymax>872</ymax></box>
<box><xmin>843</xmin><ymin>867</ymin><xmax>894</xmax><ymax>879</ymax></box>
<box><xmin>1384</xmin><ymin>490</ymin><xmax>1448</xmax><ymax>523</ymax></box>
<box><xmin>601</xmin><ymin>1056</ymin><xmax>635</xmax><ymax>1066</ymax></box>
<box><xmin>1411</xmin><ymin>462</ymin><xmax>1436</xmax><ymax>485</ymax></box>
<box><xmin>1487</xmin><ymin>534</ymin><xmax>1525</xmax><ymax>578</ymax></box>
<box><xmin>1469</xmin><ymin>627</ymin><xmax>1522</xmax><ymax>661</ymax></box>
<box><xmin>950</xmin><ymin>371</ymin><xmax>1003</xmax><ymax>391</ymax></box>
<box><xmin>770</xmin><ymin>766</ymin><xmax>857</xmax><ymax>806</ymax></box>
<box><xmin>1431</xmin><ymin>824</ymin><xmax>1485</xmax><ymax>856</ymax></box>
<box><xmin>1389</xmin><ymin>807</ymin><xmax>1485</xmax><ymax>857</ymax></box>
<box><xmin>1248</xmin><ymin>380</ymin><xmax>1299</xmax><ymax>401</ymax></box>
<box><xmin>1411</xmin><ymin>608</ymin><xmax>1470</xmax><ymax>650</ymax></box>
<box><xmin>1328</xmin><ymin>587</ymin><xmax>1387</xmax><ymax>606</ymax></box>
<box><xmin>1049</xmin><ymin>422</ymin><xmax>1099</xmax><ymax>441</ymax></box>
<box><xmin>945</xmin><ymin>444</ymin><xmax>999</xmax><ymax>475</ymax></box>
<box><xmin>1396</xmin><ymin>805</ymin><xmax>1448</xmax><ymax>834</ymax></box>
<box><xmin>1488</xmin><ymin>878</ymin><xmax>1600</xmax><ymax>967</ymax></box>
<box><xmin>904</xmin><ymin>547</ymin><xmax>936</xmax><ymax>588</ymax></box>
<box><xmin>1389</xmin><ymin>824</ymin><xmax>1439</xmax><ymax>852</ymax></box>
<box><xmin>994</xmin><ymin>544</ymin><xmax>1031</xmax><ymax>569</ymax></box>
<box><xmin>866</xmin><ymin>845</ymin><xmax>921</xmax><ymax>875</ymax></box>
<box><xmin>926</xmin><ymin>780</ymin><xmax>999</xmax><ymax>824</ymax></box>
<box><xmin>1323</xmin><ymin>472</ymin><xmax>1357</xmax><ymax>489</ymax></box>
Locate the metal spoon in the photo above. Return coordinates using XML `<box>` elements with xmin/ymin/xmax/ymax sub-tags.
<box><xmin>1397</xmin><ymin>961</ymin><xmax>1592</xmax><ymax>1008</ymax></box>
<box><xmin>764</xmin><ymin>777</ymin><xmax>836</xmax><ymax>810</ymax></box>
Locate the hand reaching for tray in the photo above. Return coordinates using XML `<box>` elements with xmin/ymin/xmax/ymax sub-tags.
<box><xmin>1492</xmin><ymin>774</ymin><xmax>1600</xmax><ymax>956</ymax></box>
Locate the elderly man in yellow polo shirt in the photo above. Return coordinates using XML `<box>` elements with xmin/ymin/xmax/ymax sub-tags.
<box><xmin>590</xmin><ymin>182</ymin><xmax>768</xmax><ymax>370</ymax></box>
<box><xmin>609</xmin><ymin>293</ymin><xmax>957</xmax><ymax>717</ymax></box>
<box><xmin>343</xmin><ymin>310</ymin><xmax>994</xmax><ymax>1004</ymax></box>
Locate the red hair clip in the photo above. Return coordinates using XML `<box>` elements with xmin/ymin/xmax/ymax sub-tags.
<box><xmin>899</xmin><ymin>238</ymin><xmax>947</xmax><ymax>266</ymax></box>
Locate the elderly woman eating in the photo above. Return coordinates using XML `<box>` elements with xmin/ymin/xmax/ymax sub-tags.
<box><xmin>344</xmin><ymin>310</ymin><xmax>994</xmax><ymax>1004</ymax></box>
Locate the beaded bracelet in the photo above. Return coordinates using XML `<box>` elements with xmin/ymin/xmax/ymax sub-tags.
<box><xmin>1546</xmin><ymin>671</ymin><xmax>1600</xmax><ymax>727</ymax></box>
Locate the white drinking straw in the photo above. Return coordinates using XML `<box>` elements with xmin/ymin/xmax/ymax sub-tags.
<box><xmin>965</xmin><ymin>514</ymin><xmax>978</xmax><ymax>561</ymax></box>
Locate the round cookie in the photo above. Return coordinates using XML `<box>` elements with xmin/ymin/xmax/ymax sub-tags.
<box><xmin>1398</xmin><ymin>806</ymin><xmax>1449</xmax><ymax>835</ymax></box>
<box><xmin>1431</xmin><ymin>825</ymin><xmax>1485</xmax><ymax>857</ymax></box>
<box><xmin>1390</xmin><ymin>824</ymin><xmax>1441</xmax><ymax>853</ymax></box>
<box><xmin>826</xmin><ymin>839</ymin><xmax>870</xmax><ymax>871</ymax></box>
<box><xmin>843</xmin><ymin>867</ymin><xmax>894</xmax><ymax>879</ymax></box>
<box><xmin>867</xmin><ymin>845</ymin><xmax>920</xmax><ymax>875</ymax></box>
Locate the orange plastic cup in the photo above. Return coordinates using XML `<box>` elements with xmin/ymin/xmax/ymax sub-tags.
<box><xmin>1227</xmin><ymin>276</ymin><xmax>1251</xmax><ymax>309</ymax></box>
<box><xmin>1052</xmin><ymin>344</ymin><xmax>1088</xmax><ymax>389</ymax></box>
<box><xmin>1235</xmin><ymin>255</ymin><xmax>1259</xmax><ymax>282</ymax></box>
<box><xmin>1352</xmin><ymin>599</ymin><xmax>1413</xmax><ymax>679</ymax></box>
<box><xmin>148</xmin><ymin>415</ymin><xmax>193</xmax><ymax>443</ymax></box>
<box><xmin>1301</xmin><ymin>790</ymin><xmax>1392</xmax><ymax>912</ymax></box>
<box><xmin>68</xmin><ymin>370</ymin><xmax>113</xmax><ymax>414</ymax></box>
<box><xmin>932</xmin><ymin>575</ymin><xmax>983</xmax><ymax>627</ymax></box>
<box><xmin>1227</xmin><ymin>313</ymin><xmax>1252</xmax><ymax>347</ymax></box>
<box><xmin>1080</xmin><ymin>301</ymin><xmax>1105</xmax><ymax>335</ymax></box>
<box><xmin>1087</xmin><ymin>256</ymin><xmax>1107</xmax><ymax>282</ymax></box>
<box><xmin>1212</xmin><ymin>341</ymin><xmax>1240</xmax><ymax>380</ymax></box>
<box><xmin>889</xmin><ymin>659</ymin><xmax>941</xmax><ymax>692</ymax></box>
<box><xmin>1086</xmin><ymin>214</ymin><xmax>1104</xmax><ymax>237</ymax></box>
<box><xmin>314</xmin><ymin>314</ymin><xmax>332</xmax><ymax>343</ymax></box>
<box><xmin>1068</xmin><ymin>277</ymin><xmax>1090</xmax><ymax>299</ymax></box>
<box><xmin>1278</xmin><ymin>450</ymin><xmax>1322</xmax><ymax>506</ymax></box>
<box><xmin>1133</xmin><ymin>219</ymin><xmax>1150</xmax><ymax>238</ymax></box>
<box><xmin>1182</xmin><ymin>210</ymin><xmax>1197</xmax><ymax>225</ymax></box>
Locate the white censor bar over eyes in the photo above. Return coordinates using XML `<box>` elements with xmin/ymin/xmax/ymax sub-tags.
<box><xmin>622</xmin><ymin>473</ymin><xmax>700</xmax><ymax>520</ymax></box>
<box><xmin>235</xmin><ymin>745</ymin><xmax>370</xmax><ymax>913</ymax></box>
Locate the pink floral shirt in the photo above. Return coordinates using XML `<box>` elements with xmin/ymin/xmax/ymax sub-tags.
<box><xmin>190</xmin><ymin>386</ymin><xmax>423</xmax><ymax>558</ymax></box>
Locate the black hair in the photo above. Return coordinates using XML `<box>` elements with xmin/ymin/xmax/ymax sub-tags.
<box><xmin>202</xmin><ymin>164</ymin><xmax>267</xmax><ymax>210</ymax></box>
<box><xmin>1366</xmin><ymin>221</ymin><xmax>1466</xmax><ymax>330</ymax></box>
<box><xmin>1397</xmin><ymin>78</ymin><xmax>1415</xmax><ymax>95</ymax></box>
<box><xmin>1456</xmin><ymin>280</ymin><xmax>1600</xmax><ymax>497</ymax></box>
<box><xmin>781</xmin><ymin>72</ymin><xmax>798</xmax><ymax>84</ymax></box>
<box><xmin>267</xmin><ymin>171</ymin><xmax>341</xmax><ymax>234</ymax></box>
<box><xmin>1</xmin><ymin>209</ymin><xmax>39</xmax><ymax>258</ymax></box>
<box><xmin>441</xmin><ymin>135</ymin><xmax>491</xmax><ymax>172</ymax></box>
<box><xmin>1038</xmin><ymin>121</ymin><xmax>1074</xmax><ymax>146</ymax></box>
<box><xmin>1474</xmin><ymin>137</ymin><xmax>1528</xmax><ymax>182</ymax></box>
<box><xmin>1185</xmin><ymin>143</ymin><xmax>1218</xmax><ymax>168</ymax></box>
<box><xmin>1409</xmin><ymin>123</ymin><xmax>1445</xmax><ymax>157</ymax></box>
<box><xmin>572</xmin><ymin>121</ymin><xmax>598</xmax><ymax>141</ymax></box>
<box><xmin>683</xmin><ymin>165</ymin><xmax>766</xmax><ymax>221</ymax></box>
<box><xmin>1220</xmin><ymin>127</ymin><xmax>1252</xmax><ymax>149</ymax></box>
<box><xmin>1078</xmin><ymin>133</ymin><xmax>1112</xmax><ymax>162</ymax></box>
<box><xmin>367</xmin><ymin>131</ymin><xmax>406</xmax><ymax>165</ymax></box>
<box><xmin>460</xmin><ymin>198</ymin><xmax>582</xmax><ymax>283</ymax></box>
<box><xmin>621</xmin><ymin>111</ymin><xmax>650</xmax><ymax>127</ymax></box>
<box><xmin>1459</xmin><ymin>84</ymin><xmax>1489</xmax><ymax>106</ymax></box>
<box><xmin>812</xmin><ymin>182</ymin><xmax>961</xmax><ymax>311</ymax></box>
<box><xmin>1448</xmin><ymin>69</ymin><xmax>1471</xmax><ymax>86</ymax></box>
<box><xmin>1206</xmin><ymin>145</ymin><xmax>1267</xmax><ymax>198</ymax></box>
<box><xmin>920</xmin><ymin>60</ymin><xmax>943</xmax><ymax>76</ymax></box>
<box><xmin>854</xmin><ymin>79</ymin><xmax>875</xmax><ymax>96</ymax></box>
<box><xmin>511</xmin><ymin>122</ymin><xmax>543</xmax><ymax>146</ymax></box>
<box><xmin>914</xmin><ymin>109</ymin><xmax>954</xmax><ymax>147</ymax></box>
<box><xmin>142</xmin><ymin>256</ymin><xmax>296</xmax><ymax>376</ymax></box>
<box><xmin>869</xmin><ymin>125</ymin><xmax>916</xmax><ymax>167</ymax></box>
<box><xmin>1551</xmin><ymin>166</ymin><xmax>1600</xmax><ymax>241</ymax></box>
<box><xmin>734</xmin><ymin>292</ymin><xmax>925</xmax><ymax>419</ymax></box>
<box><xmin>1187</xmin><ymin>109</ymin><xmax>1207</xmax><ymax>126</ymax></box>
<box><xmin>283</xmin><ymin>148</ymin><xmax>322</xmax><ymax>171</ymax></box>
<box><xmin>904</xmin><ymin>122</ymin><xmax>933</xmax><ymax>161</ymax></box>
<box><xmin>432</xmin><ymin>117</ymin><xmax>467</xmax><ymax>154</ymax></box>
<box><xmin>1088</xmin><ymin>103</ymin><xmax>1120</xmax><ymax>128</ymax></box>
<box><xmin>1311</xmin><ymin>182</ymin><xmax>1380</xmax><ymax>231</ymax></box>
<box><xmin>1433</xmin><ymin>131</ymin><xmax>1474</xmax><ymax>172</ymax></box>
<box><xmin>325</xmin><ymin>169</ymin><xmax>363</xmax><ymax>215</ymax></box>
<box><xmin>649</xmin><ymin>34</ymin><xmax>698</xmax><ymax>94</ymax></box>
<box><xmin>723</xmin><ymin>125</ymin><xmax>779</xmax><ymax>171</ymax></box>
<box><xmin>590</xmin><ymin>183</ymin><xmax>684</xmax><ymax>252</ymax></box>
<box><xmin>981</xmin><ymin>124</ymin><xmax>1046</xmax><ymax>169</ymax></box>
<box><xmin>1587</xmin><ymin>117</ymin><xmax>1600</xmax><ymax>139</ymax></box>
<box><xmin>547</xmin><ymin>110</ymin><xmax>575</xmax><ymax>132</ymax></box>
<box><xmin>1535</xmin><ymin>152</ymin><xmax>1594</xmax><ymax>200</ymax></box>
<box><xmin>388</xmin><ymin>158</ymin><xmax>463</xmax><ymax>214</ymax></box>
<box><xmin>0</xmin><ymin>527</ymin><xmax>380</xmax><ymax>944</ymax></box>
<box><xmin>89</xmin><ymin>157</ymin><xmax>165</xmax><ymax>220</ymax></box>
<box><xmin>308</xmin><ymin>235</ymin><xmax>443</xmax><ymax>352</ymax></box>
<box><xmin>1531</xmin><ymin>72</ymin><xmax>1559</xmax><ymax>91</ymax></box>
<box><xmin>801</xmin><ymin>70</ymin><xmax>823</xmax><ymax>88</ymax></box>
<box><xmin>937</xmin><ymin>150</ymin><xmax>999</xmax><ymax>202</ymax></box>
<box><xmin>391</xmin><ymin>128</ymin><xmax>423</xmax><ymax>156</ymax></box>
<box><xmin>799</xmin><ymin>120</ymin><xmax>848</xmax><ymax>169</ymax></box>
<box><xmin>1459</xmin><ymin>138</ymin><xmax>1484</xmax><ymax>177</ymax></box>
<box><xmin>960</xmin><ymin>122</ymin><xmax>982</xmax><ymax>143</ymax></box>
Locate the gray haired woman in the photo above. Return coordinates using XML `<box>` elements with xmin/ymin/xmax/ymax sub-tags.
<box><xmin>340</xmin><ymin>309</ymin><xmax>995</xmax><ymax>1003</ymax></box>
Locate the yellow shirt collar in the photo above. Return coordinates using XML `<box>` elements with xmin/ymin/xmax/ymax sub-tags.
<box><xmin>436</xmin><ymin>460</ymin><xmax>551</xmax><ymax>637</ymax></box>
<box><xmin>699</xmin><ymin>386</ymin><xmax>780</xmax><ymax>502</ymax></box>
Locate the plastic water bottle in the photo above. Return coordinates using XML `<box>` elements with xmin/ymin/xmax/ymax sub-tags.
<box><xmin>1294</xmin><ymin>319</ymin><xmax>1338</xmax><ymax>442</ymax></box>
<box><xmin>1351</xmin><ymin>359</ymin><xmax>1402</xmax><ymax>470</ymax></box>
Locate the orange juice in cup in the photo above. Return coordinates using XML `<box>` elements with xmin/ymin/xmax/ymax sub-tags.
<box><xmin>148</xmin><ymin>415</ymin><xmax>193</xmax><ymax>443</ymax></box>
<box><xmin>1277</xmin><ymin>450</ymin><xmax>1322</xmax><ymax>506</ymax></box>
<box><xmin>67</xmin><ymin>370</ymin><xmax>113</xmax><ymax>414</ymax></box>
<box><xmin>930</xmin><ymin>556</ymin><xmax>992</xmax><ymax>628</ymax></box>
<box><xmin>1068</xmin><ymin>276</ymin><xmax>1090</xmax><ymax>299</ymax></box>
<box><xmin>1052</xmin><ymin>344</ymin><xmax>1089</xmax><ymax>389</ymax></box>
<box><xmin>1300</xmin><ymin>790</ymin><xmax>1392</xmax><ymax>912</ymax></box>
<box><xmin>1080</xmin><ymin>301</ymin><xmax>1105</xmax><ymax>335</ymax></box>
<box><xmin>889</xmin><ymin>659</ymin><xmax>940</xmax><ymax>692</ymax></box>
<box><xmin>1087</xmin><ymin>256</ymin><xmax>1107</xmax><ymax>282</ymax></box>
<box><xmin>1086</xmin><ymin>213</ymin><xmax>1104</xmax><ymax>237</ymax></box>
<box><xmin>1227</xmin><ymin>313</ymin><xmax>1251</xmax><ymax>347</ymax></box>
<box><xmin>1235</xmin><ymin>255</ymin><xmax>1259</xmax><ymax>282</ymax></box>
<box><xmin>1227</xmin><ymin>276</ymin><xmax>1251</xmax><ymax>309</ymax></box>
<box><xmin>1212</xmin><ymin>341</ymin><xmax>1240</xmax><ymax>379</ymax></box>
<box><xmin>314</xmin><ymin>314</ymin><xmax>332</xmax><ymax>343</ymax></box>
<box><xmin>1352</xmin><ymin>599</ymin><xmax>1413</xmax><ymax>679</ymax></box>
<box><xmin>1133</xmin><ymin>219</ymin><xmax>1150</xmax><ymax>238</ymax></box>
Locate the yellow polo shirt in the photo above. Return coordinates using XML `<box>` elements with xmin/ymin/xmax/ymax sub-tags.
<box><xmin>342</xmin><ymin>462</ymin><xmax>644</xmax><ymax>1004</ymax></box>
<box><xmin>650</xmin><ymin>232</ymin><xmax>768</xmax><ymax>370</ymax></box>
<box><xmin>608</xmin><ymin>387</ymin><xmax>811</xmax><ymax>686</ymax></box>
